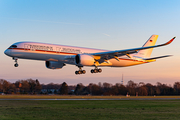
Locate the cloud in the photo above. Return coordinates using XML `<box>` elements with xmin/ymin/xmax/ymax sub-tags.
<box><xmin>102</xmin><ymin>33</ymin><xmax>110</xmax><ymax>37</ymax></box>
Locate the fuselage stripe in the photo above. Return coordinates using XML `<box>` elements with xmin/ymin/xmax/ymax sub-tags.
<box><xmin>8</xmin><ymin>48</ymin><xmax>77</xmax><ymax>55</ymax></box>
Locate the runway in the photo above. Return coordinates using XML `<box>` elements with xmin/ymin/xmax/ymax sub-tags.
<box><xmin>1</xmin><ymin>98</ymin><xmax>180</xmax><ymax>100</ymax></box>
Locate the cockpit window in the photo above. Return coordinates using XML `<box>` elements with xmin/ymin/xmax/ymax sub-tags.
<box><xmin>9</xmin><ymin>45</ymin><xmax>17</xmax><ymax>48</ymax></box>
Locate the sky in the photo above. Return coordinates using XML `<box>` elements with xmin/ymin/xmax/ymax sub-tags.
<box><xmin>0</xmin><ymin>0</ymin><xmax>180</xmax><ymax>85</ymax></box>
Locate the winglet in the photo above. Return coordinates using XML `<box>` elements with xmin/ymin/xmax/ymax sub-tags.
<box><xmin>165</xmin><ymin>37</ymin><xmax>176</xmax><ymax>45</ymax></box>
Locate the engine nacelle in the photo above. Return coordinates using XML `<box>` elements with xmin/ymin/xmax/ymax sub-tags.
<box><xmin>45</xmin><ymin>61</ymin><xmax>65</xmax><ymax>69</ymax></box>
<box><xmin>75</xmin><ymin>54</ymin><xmax>95</xmax><ymax>66</ymax></box>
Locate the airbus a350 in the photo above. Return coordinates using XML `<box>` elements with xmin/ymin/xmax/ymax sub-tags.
<box><xmin>4</xmin><ymin>35</ymin><xmax>175</xmax><ymax>75</ymax></box>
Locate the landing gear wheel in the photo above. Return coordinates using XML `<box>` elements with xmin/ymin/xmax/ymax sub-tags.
<box><xmin>98</xmin><ymin>69</ymin><xmax>102</xmax><ymax>73</ymax></box>
<box><xmin>78</xmin><ymin>70</ymin><xmax>82</xmax><ymax>74</ymax></box>
<box><xmin>75</xmin><ymin>71</ymin><xmax>79</xmax><ymax>75</ymax></box>
<box><xmin>14</xmin><ymin>63</ymin><xmax>19</xmax><ymax>67</ymax></box>
<box><xmin>82</xmin><ymin>70</ymin><xmax>86</xmax><ymax>74</ymax></box>
<box><xmin>91</xmin><ymin>69</ymin><xmax>94</xmax><ymax>73</ymax></box>
<box><xmin>94</xmin><ymin>69</ymin><xmax>98</xmax><ymax>73</ymax></box>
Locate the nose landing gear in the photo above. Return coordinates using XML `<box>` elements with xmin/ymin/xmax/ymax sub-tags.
<box><xmin>13</xmin><ymin>57</ymin><xmax>19</xmax><ymax>67</ymax></box>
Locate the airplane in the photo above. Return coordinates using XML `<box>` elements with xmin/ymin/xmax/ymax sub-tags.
<box><xmin>4</xmin><ymin>35</ymin><xmax>175</xmax><ymax>75</ymax></box>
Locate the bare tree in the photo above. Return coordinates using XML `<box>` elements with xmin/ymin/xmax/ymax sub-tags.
<box><xmin>60</xmin><ymin>82</ymin><xmax>68</xmax><ymax>95</ymax></box>
<box><xmin>0</xmin><ymin>80</ymin><xmax>3</xmax><ymax>92</ymax></box>
<box><xmin>35</xmin><ymin>79</ymin><xmax>42</xmax><ymax>93</ymax></box>
<box><xmin>138</xmin><ymin>86</ymin><xmax>148</xmax><ymax>96</ymax></box>
<box><xmin>0</xmin><ymin>79</ymin><xmax>10</xmax><ymax>94</ymax></box>
<box><xmin>74</xmin><ymin>83</ymin><xmax>84</xmax><ymax>95</ymax></box>
<box><xmin>126</xmin><ymin>80</ymin><xmax>137</xmax><ymax>96</ymax></box>
<box><xmin>174</xmin><ymin>82</ymin><xmax>180</xmax><ymax>95</ymax></box>
<box><xmin>91</xmin><ymin>84</ymin><xmax>103</xmax><ymax>95</ymax></box>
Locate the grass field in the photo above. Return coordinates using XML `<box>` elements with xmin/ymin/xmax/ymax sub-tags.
<box><xmin>0</xmin><ymin>99</ymin><xmax>180</xmax><ymax>120</ymax></box>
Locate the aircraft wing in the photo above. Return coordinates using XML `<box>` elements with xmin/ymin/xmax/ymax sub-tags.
<box><xmin>91</xmin><ymin>37</ymin><xmax>175</xmax><ymax>63</ymax></box>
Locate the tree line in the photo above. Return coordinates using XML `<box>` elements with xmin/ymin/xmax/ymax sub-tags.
<box><xmin>0</xmin><ymin>79</ymin><xmax>180</xmax><ymax>96</ymax></box>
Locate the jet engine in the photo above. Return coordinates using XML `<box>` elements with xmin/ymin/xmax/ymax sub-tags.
<box><xmin>45</xmin><ymin>61</ymin><xmax>65</xmax><ymax>69</ymax></box>
<box><xmin>75</xmin><ymin>54</ymin><xmax>95</xmax><ymax>66</ymax></box>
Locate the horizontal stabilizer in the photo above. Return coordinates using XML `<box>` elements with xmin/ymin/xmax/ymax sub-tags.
<box><xmin>143</xmin><ymin>55</ymin><xmax>172</xmax><ymax>60</ymax></box>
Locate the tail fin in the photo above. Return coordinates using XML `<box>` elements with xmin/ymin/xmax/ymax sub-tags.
<box><xmin>136</xmin><ymin>35</ymin><xmax>158</xmax><ymax>58</ymax></box>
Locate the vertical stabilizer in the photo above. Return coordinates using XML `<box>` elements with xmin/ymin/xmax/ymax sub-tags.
<box><xmin>136</xmin><ymin>35</ymin><xmax>158</xmax><ymax>58</ymax></box>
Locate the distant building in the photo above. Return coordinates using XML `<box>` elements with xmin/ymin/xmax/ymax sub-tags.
<box><xmin>41</xmin><ymin>89</ymin><xmax>58</xmax><ymax>94</ymax></box>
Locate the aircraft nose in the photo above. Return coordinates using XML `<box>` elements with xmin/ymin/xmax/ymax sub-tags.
<box><xmin>4</xmin><ymin>49</ymin><xmax>11</xmax><ymax>56</ymax></box>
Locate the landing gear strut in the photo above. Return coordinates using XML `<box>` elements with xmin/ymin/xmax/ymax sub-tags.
<box><xmin>91</xmin><ymin>66</ymin><xmax>102</xmax><ymax>74</ymax></box>
<box><xmin>75</xmin><ymin>66</ymin><xmax>86</xmax><ymax>75</ymax></box>
<box><xmin>13</xmin><ymin>57</ymin><xmax>19</xmax><ymax>67</ymax></box>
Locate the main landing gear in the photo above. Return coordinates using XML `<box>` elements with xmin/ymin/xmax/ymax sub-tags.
<box><xmin>75</xmin><ymin>67</ymin><xmax>86</xmax><ymax>75</ymax></box>
<box><xmin>75</xmin><ymin>66</ymin><xmax>102</xmax><ymax>75</ymax></box>
<box><xmin>13</xmin><ymin>57</ymin><xmax>19</xmax><ymax>67</ymax></box>
<box><xmin>91</xmin><ymin>67</ymin><xmax>102</xmax><ymax>74</ymax></box>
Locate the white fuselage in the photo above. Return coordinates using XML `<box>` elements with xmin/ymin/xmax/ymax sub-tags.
<box><xmin>4</xmin><ymin>42</ymin><xmax>149</xmax><ymax>67</ymax></box>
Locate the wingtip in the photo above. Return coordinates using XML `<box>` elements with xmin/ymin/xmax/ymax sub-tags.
<box><xmin>171</xmin><ymin>36</ymin><xmax>176</xmax><ymax>42</ymax></box>
<box><xmin>165</xmin><ymin>37</ymin><xmax>175</xmax><ymax>45</ymax></box>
